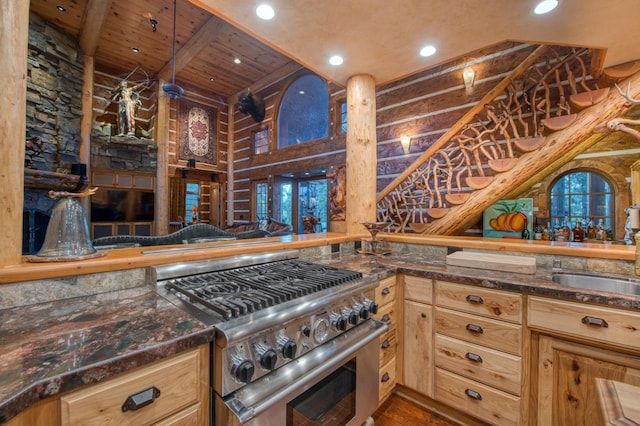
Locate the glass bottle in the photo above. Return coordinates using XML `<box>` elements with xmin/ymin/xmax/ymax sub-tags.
<box><xmin>553</xmin><ymin>219</ymin><xmax>562</xmax><ymax>241</ymax></box>
<box><xmin>572</xmin><ymin>221</ymin><xmax>584</xmax><ymax>242</ymax></box>
<box><xmin>586</xmin><ymin>217</ymin><xmax>596</xmax><ymax>240</ymax></box>
<box><xmin>542</xmin><ymin>222</ymin><xmax>551</xmax><ymax>241</ymax></box>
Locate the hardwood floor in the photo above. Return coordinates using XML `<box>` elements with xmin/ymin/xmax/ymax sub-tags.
<box><xmin>372</xmin><ymin>394</ymin><xmax>460</xmax><ymax>426</ymax></box>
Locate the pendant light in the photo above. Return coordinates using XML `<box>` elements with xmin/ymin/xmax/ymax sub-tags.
<box><xmin>162</xmin><ymin>0</ymin><xmax>184</xmax><ymax>99</ymax></box>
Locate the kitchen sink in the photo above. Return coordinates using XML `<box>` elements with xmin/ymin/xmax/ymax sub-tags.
<box><xmin>551</xmin><ymin>272</ymin><xmax>640</xmax><ymax>296</ymax></box>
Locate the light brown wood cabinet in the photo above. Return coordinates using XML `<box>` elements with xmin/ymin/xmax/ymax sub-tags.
<box><xmin>434</xmin><ymin>281</ymin><xmax>524</xmax><ymax>426</ymax></box>
<box><xmin>5</xmin><ymin>345</ymin><xmax>209</xmax><ymax>426</ymax></box>
<box><xmin>529</xmin><ymin>296</ymin><xmax>640</xmax><ymax>425</ymax></box>
<box><xmin>374</xmin><ymin>275</ymin><xmax>397</xmax><ymax>404</ymax></box>
<box><xmin>402</xmin><ymin>275</ymin><xmax>434</xmax><ymax>398</ymax></box>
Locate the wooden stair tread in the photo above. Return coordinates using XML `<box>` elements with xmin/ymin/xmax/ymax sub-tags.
<box><xmin>426</xmin><ymin>208</ymin><xmax>449</xmax><ymax>219</ymax></box>
<box><xmin>603</xmin><ymin>61</ymin><xmax>640</xmax><ymax>80</ymax></box>
<box><xmin>409</xmin><ymin>222</ymin><xmax>429</xmax><ymax>233</ymax></box>
<box><xmin>465</xmin><ymin>176</ymin><xmax>493</xmax><ymax>189</ymax></box>
<box><xmin>542</xmin><ymin>114</ymin><xmax>577</xmax><ymax>131</ymax></box>
<box><xmin>514</xmin><ymin>136</ymin><xmax>545</xmax><ymax>152</ymax></box>
<box><xmin>570</xmin><ymin>88</ymin><xmax>610</xmax><ymax>108</ymax></box>
<box><xmin>488</xmin><ymin>158</ymin><xmax>518</xmax><ymax>173</ymax></box>
<box><xmin>445</xmin><ymin>193</ymin><xmax>470</xmax><ymax>205</ymax></box>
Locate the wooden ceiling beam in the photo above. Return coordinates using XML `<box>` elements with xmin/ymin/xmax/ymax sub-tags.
<box><xmin>157</xmin><ymin>16</ymin><xmax>224</xmax><ymax>82</ymax></box>
<box><xmin>229</xmin><ymin>61</ymin><xmax>303</xmax><ymax>104</ymax></box>
<box><xmin>78</xmin><ymin>0</ymin><xmax>112</xmax><ymax>56</ymax></box>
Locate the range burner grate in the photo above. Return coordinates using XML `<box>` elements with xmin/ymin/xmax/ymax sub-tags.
<box><xmin>164</xmin><ymin>259</ymin><xmax>363</xmax><ymax>320</ymax></box>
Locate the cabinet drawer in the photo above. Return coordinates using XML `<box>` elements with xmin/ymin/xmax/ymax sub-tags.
<box><xmin>404</xmin><ymin>275</ymin><xmax>433</xmax><ymax>304</ymax></box>
<box><xmin>373</xmin><ymin>299</ymin><xmax>396</xmax><ymax>328</ymax></box>
<box><xmin>61</xmin><ymin>349</ymin><xmax>201</xmax><ymax>426</ymax></box>
<box><xmin>528</xmin><ymin>296</ymin><xmax>640</xmax><ymax>351</ymax></box>
<box><xmin>435</xmin><ymin>368</ymin><xmax>520</xmax><ymax>426</ymax></box>
<box><xmin>379</xmin><ymin>357</ymin><xmax>397</xmax><ymax>403</ymax></box>
<box><xmin>435</xmin><ymin>307</ymin><xmax>522</xmax><ymax>356</ymax></box>
<box><xmin>435</xmin><ymin>334</ymin><xmax>521</xmax><ymax>395</ymax></box>
<box><xmin>435</xmin><ymin>281</ymin><xmax>522</xmax><ymax>324</ymax></box>
<box><xmin>375</xmin><ymin>277</ymin><xmax>396</xmax><ymax>308</ymax></box>
<box><xmin>379</xmin><ymin>327</ymin><xmax>397</xmax><ymax>367</ymax></box>
<box><xmin>154</xmin><ymin>403</ymin><xmax>200</xmax><ymax>426</ymax></box>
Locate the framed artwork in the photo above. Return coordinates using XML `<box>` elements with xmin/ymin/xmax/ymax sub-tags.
<box><xmin>177</xmin><ymin>98</ymin><xmax>217</xmax><ymax>165</ymax></box>
<box><xmin>483</xmin><ymin>198</ymin><xmax>533</xmax><ymax>239</ymax></box>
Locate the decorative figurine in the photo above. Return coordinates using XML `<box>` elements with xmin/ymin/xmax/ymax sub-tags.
<box><xmin>112</xmin><ymin>80</ymin><xmax>147</xmax><ymax>136</ymax></box>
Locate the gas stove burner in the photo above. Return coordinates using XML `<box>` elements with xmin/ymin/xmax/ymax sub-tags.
<box><xmin>158</xmin><ymin>256</ymin><xmax>364</xmax><ymax>322</ymax></box>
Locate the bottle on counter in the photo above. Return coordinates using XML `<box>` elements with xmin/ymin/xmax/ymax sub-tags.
<box><xmin>586</xmin><ymin>217</ymin><xmax>596</xmax><ymax>240</ymax></box>
<box><xmin>553</xmin><ymin>219</ymin><xmax>562</xmax><ymax>241</ymax></box>
<box><xmin>542</xmin><ymin>222</ymin><xmax>551</xmax><ymax>241</ymax></box>
<box><xmin>596</xmin><ymin>218</ymin><xmax>605</xmax><ymax>240</ymax></box>
<box><xmin>559</xmin><ymin>218</ymin><xmax>570</xmax><ymax>242</ymax></box>
<box><xmin>572</xmin><ymin>221</ymin><xmax>584</xmax><ymax>242</ymax></box>
<box><xmin>534</xmin><ymin>225</ymin><xmax>542</xmax><ymax>240</ymax></box>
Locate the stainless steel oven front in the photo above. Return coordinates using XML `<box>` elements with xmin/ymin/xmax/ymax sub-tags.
<box><xmin>214</xmin><ymin>318</ymin><xmax>387</xmax><ymax>426</ymax></box>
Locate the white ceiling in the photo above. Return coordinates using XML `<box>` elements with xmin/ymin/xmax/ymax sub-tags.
<box><xmin>190</xmin><ymin>0</ymin><xmax>640</xmax><ymax>87</ymax></box>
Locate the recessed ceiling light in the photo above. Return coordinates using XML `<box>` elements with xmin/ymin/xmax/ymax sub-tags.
<box><xmin>329</xmin><ymin>55</ymin><xmax>343</xmax><ymax>66</ymax></box>
<box><xmin>56</xmin><ymin>5</ymin><xmax>67</xmax><ymax>12</ymax></box>
<box><xmin>256</xmin><ymin>4</ymin><xmax>275</xmax><ymax>20</ymax></box>
<box><xmin>420</xmin><ymin>45</ymin><xmax>437</xmax><ymax>57</ymax></box>
<box><xmin>131</xmin><ymin>47</ymin><xmax>140</xmax><ymax>53</ymax></box>
<box><xmin>234</xmin><ymin>58</ymin><xmax>241</xmax><ymax>64</ymax></box>
<box><xmin>534</xmin><ymin>0</ymin><xmax>558</xmax><ymax>14</ymax></box>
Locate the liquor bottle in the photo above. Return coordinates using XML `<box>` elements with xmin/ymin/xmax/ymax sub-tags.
<box><xmin>553</xmin><ymin>219</ymin><xmax>562</xmax><ymax>241</ymax></box>
<box><xmin>586</xmin><ymin>218</ymin><xmax>596</xmax><ymax>240</ymax></box>
<box><xmin>560</xmin><ymin>218</ymin><xmax>570</xmax><ymax>242</ymax></box>
<box><xmin>541</xmin><ymin>222</ymin><xmax>551</xmax><ymax>241</ymax></box>
<box><xmin>572</xmin><ymin>221</ymin><xmax>584</xmax><ymax>242</ymax></box>
<box><xmin>596</xmin><ymin>219</ymin><xmax>605</xmax><ymax>240</ymax></box>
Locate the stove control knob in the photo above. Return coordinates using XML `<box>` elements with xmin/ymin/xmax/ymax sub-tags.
<box><xmin>330</xmin><ymin>312</ymin><xmax>347</xmax><ymax>331</ymax></box>
<box><xmin>343</xmin><ymin>308</ymin><xmax>359</xmax><ymax>325</ymax></box>
<box><xmin>281</xmin><ymin>340</ymin><xmax>297</xmax><ymax>359</ymax></box>
<box><xmin>232</xmin><ymin>360</ymin><xmax>255</xmax><ymax>383</ymax></box>
<box><xmin>301</xmin><ymin>325</ymin><xmax>311</xmax><ymax>338</ymax></box>
<box><xmin>363</xmin><ymin>298</ymin><xmax>379</xmax><ymax>315</ymax></box>
<box><xmin>258</xmin><ymin>348</ymin><xmax>278</xmax><ymax>371</ymax></box>
<box><xmin>352</xmin><ymin>302</ymin><xmax>369</xmax><ymax>320</ymax></box>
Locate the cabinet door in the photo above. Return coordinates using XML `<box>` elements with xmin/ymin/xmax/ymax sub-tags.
<box><xmin>403</xmin><ymin>300</ymin><xmax>433</xmax><ymax>397</ymax></box>
<box><xmin>538</xmin><ymin>335</ymin><xmax>640</xmax><ymax>425</ymax></box>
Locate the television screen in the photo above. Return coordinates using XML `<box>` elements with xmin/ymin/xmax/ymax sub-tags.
<box><xmin>91</xmin><ymin>189</ymin><xmax>155</xmax><ymax>222</ymax></box>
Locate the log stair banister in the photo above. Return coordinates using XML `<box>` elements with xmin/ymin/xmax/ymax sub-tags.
<box><xmin>376</xmin><ymin>45</ymin><xmax>550</xmax><ymax>204</ymax></box>
<box><xmin>418</xmin><ymin>67</ymin><xmax>640</xmax><ymax>236</ymax></box>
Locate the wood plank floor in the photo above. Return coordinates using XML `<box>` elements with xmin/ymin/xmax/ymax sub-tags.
<box><xmin>372</xmin><ymin>394</ymin><xmax>460</xmax><ymax>426</ymax></box>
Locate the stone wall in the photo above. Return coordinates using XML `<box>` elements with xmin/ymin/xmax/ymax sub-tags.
<box><xmin>24</xmin><ymin>12</ymin><xmax>84</xmax><ymax>254</ymax></box>
<box><xmin>26</xmin><ymin>11</ymin><xmax>83</xmax><ymax>173</ymax></box>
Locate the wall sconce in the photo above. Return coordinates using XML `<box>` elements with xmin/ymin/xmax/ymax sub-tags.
<box><xmin>463</xmin><ymin>66</ymin><xmax>475</xmax><ymax>90</ymax></box>
<box><xmin>400</xmin><ymin>135</ymin><xmax>411</xmax><ymax>154</ymax></box>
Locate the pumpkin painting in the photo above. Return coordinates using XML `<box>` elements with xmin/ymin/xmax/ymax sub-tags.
<box><xmin>483</xmin><ymin>198</ymin><xmax>533</xmax><ymax>239</ymax></box>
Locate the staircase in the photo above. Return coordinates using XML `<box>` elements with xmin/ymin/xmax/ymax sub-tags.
<box><xmin>376</xmin><ymin>47</ymin><xmax>640</xmax><ymax>235</ymax></box>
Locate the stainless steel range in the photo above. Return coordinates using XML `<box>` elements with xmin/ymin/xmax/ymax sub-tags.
<box><xmin>149</xmin><ymin>250</ymin><xmax>388</xmax><ymax>426</ymax></box>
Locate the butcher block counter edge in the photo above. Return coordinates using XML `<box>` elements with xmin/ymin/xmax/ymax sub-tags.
<box><xmin>0</xmin><ymin>232</ymin><xmax>634</xmax><ymax>284</ymax></box>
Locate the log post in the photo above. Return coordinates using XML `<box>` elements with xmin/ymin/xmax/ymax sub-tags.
<box><xmin>345</xmin><ymin>74</ymin><xmax>377</xmax><ymax>234</ymax></box>
<box><xmin>0</xmin><ymin>0</ymin><xmax>29</xmax><ymax>266</ymax></box>
<box><xmin>155</xmin><ymin>81</ymin><xmax>170</xmax><ymax>235</ymax></box>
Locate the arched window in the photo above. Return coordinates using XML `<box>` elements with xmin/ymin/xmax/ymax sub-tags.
<box><xmin>549</xmin><ymin>170</ymin><xmax>614</xmax><ymax>232</ymax></box>
<box><xmin>277</xmin><ymin>74</ymin><xmax>328</xmax><ymax>148</ymax></box>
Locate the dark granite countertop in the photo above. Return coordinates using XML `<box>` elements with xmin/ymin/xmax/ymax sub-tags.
<box><xmin>2</xmin><ymin>252</ymin><xmax>639</xmax><ymax>423</ymax></box>
<box><xmin>0</xmin><ymin>286</ymin><xmax>214</xmax><ymax>423</ymax></box>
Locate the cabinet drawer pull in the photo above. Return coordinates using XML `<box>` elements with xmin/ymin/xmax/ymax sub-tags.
<box><xmin>381</xmin><ymin>372</ymin><xmax>390</xmax><ymax>383</ymax></box>
<box><xmin>381</xmin><ymin>314</ymin><xmax>391</xmax><ymax>323</ymax></box>
<box><xmin>121</xmin><ymin>386</ymin><xmax>161</xmax><ymax>412</ymax></box>
<box><xmin>421</xmin><ymin>312</ymin><xmax>427</xmax><ymax>318</ymax></box>
<box><xmin>381</xmin><ymin>287</ymin><xmax>390</xmax><ymax>295</ymax></box>
<box><xmin>381</xmin><ymin>339</ymin><xmax>390</xmax><ymax>349</ymax></box>
<box><xmin>581</xmin><ymin>315</ymin><xmax>609</xmax><ymax>328</ymax></box>
<box><xmin>465</xmin><ymin>388</ymin><xmax>482</xmax><ymax>400</ymax></box>
<box><xmin>466</xmin><ymin>323</ymin><xmax>484</xmax><ymax>334</ymax></box>
<box><xmin>465</xmin><ymin>352</ymin><xmax>483</xmax><ymax>363</ymax></box>
<box><xmin>466</xmin><ymin>294</ymin><xmax>484</xmax><ymax>304</ymax></box>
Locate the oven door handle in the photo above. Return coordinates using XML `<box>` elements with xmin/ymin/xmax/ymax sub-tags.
<box><xmin>221</xmin><ymin>319</ymin><xmax>388</xmax><ymax>424</ymax></box>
